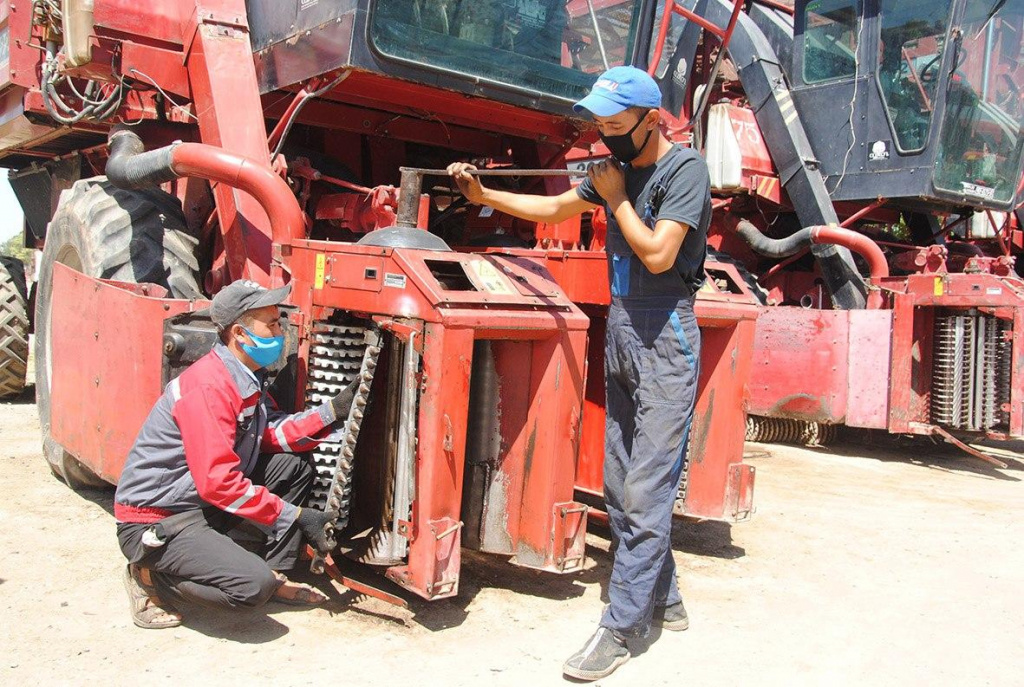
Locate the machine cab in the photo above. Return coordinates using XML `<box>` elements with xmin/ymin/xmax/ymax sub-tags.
<box><xmin>792</xmin><ymin>0</ymin><xmax>1024</xmax><ymax>211</ymax></box>
<box><xmin>248</xmin><ymin>1</ymin><xmax>652</xmax><ymax>118</ymax></box>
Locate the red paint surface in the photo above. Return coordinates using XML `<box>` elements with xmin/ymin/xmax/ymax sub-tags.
<box><xmin>49</xmin><ymin>264</ymin><xmax>207</xmax><ymax>483</ymax></box>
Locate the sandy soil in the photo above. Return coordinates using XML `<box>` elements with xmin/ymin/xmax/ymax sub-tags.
<box><xmin>1</xmin><ymin>386</ymin><xmax>1021</xmax><ymax>686</ymax></box>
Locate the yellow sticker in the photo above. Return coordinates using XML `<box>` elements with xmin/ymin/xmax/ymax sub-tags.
<box><xmin>933</xmin><ymin>276</ymin><xmax>944</xmax><ymax>296</ymax></box>
<box><xmin>314</xmin><ymin>254</ymin><xmax>326</xmax><ymax>289</ymax></box>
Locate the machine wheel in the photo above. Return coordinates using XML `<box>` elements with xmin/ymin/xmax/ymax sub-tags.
<box><xmin>0</xmin><ymin>255</ymin><xmax>29</xmax><ymax>399</ymax></box>
<box><xmin>35</xmin><ymin>178</ymin><xmax>202</xmax><ymax>488</ymax></box>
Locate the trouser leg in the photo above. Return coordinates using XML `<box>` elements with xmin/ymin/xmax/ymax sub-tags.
<box><xmin>246</xmin><ymin>452</ymin><xmax>315</xmax><ymax>571</ymax></box>
<box><xmin>601</xmin><ymin>301</ymin><xmax>699</xmax><ymax>637</ymax></box>
<box><xmin>118</xmin><ymin>517</ymin><xmax>279</xmax><ymax>610</ymax></box>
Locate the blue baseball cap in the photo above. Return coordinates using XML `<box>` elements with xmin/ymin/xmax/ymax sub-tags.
<box><xmin>573</xmin><ymin>66</ymin><xmax>662</xmax><ymax>117</ymax></box>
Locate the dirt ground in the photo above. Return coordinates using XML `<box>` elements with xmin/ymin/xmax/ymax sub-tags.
<box><xmin>1</xmin><ymin>387</ymin><xmax>1022</xmax><ymax>687</ymax></box>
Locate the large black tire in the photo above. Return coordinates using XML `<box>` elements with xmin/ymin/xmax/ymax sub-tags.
<box><xmin>35</xmin><ymin>178</ymin><xmax>202</xmax><ymax>488</ymax></box>
<box><xmin>0</xmin><ymin>255</ymin><xmax>29</xmax><ymax>399</ymax></box>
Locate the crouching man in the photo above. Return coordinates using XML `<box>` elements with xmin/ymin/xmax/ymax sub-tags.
<box><xmin>115</xmin><ymin>280</ymin><xmax>353</xmax><ymax>628</ymax></box>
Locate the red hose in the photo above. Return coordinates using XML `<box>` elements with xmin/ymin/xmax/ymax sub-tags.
<box><xmin>810</xmin><ymin>226</ymin><xmax>889</xmax><ymax>309</ymax></box>
<box><xmin>171</xmin><ymin>143</ymin><xmax>305</xmax><ymax>246</ymax></box>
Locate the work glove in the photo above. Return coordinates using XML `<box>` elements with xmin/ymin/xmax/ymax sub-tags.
<box><xmin>296</xmin><ymin>507</ymin><xmax>338</xmax><ymax>553</ymax></box>
<box><xmin>329</xmin><ymin>377</ymin><xmax>359</xmax><ymax>421</ymax></box>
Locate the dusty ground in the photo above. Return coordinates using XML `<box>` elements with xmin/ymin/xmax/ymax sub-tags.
<box><xmin>1</xmin><ymin>386</ymin><xmax>1022</xmax><ymax>686</ymax></box>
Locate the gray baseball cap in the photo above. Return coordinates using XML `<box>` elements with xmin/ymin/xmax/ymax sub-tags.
<box><xmin>211</xmin><ymin>280</ymin><xmax>292</xmax><ymax>331</ymax></box>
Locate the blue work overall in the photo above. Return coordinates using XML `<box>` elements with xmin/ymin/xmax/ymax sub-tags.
<box><xmin>599</xmin><ymin>184</ymin><xmax>703</xmax><ymax>639</ymax></box>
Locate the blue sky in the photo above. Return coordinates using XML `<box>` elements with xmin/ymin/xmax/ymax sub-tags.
<box><xmin>0</xmin><ymin>175</ymin><xmax>25</xmax><ymax>243</ymax></box>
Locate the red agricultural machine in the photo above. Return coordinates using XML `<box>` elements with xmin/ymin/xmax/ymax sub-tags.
<box><xmin>632</xmin><ymin>0</ymin><xmax>1023</xmax><ymax>462</ymax></box>
<box><xmin>0</xmin><ymin>0</ymin><xmax>759</xmax><ymax>602</ymax></box>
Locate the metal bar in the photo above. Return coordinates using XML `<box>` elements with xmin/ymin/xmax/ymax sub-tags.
<box><xmin>647</xmin><ymin>0</ymin><xmax>676</xmax><ymax>77</ymax></box>
<box><xmin>753</xmin><ymin>0</ymin><xmax>795</xmax><ymax>14</ymax></box>
<box><xmin>318</xmin><ymin>550</ymin><xmax>410</xmax><ymax>609</ymax></box>
<box><xmin>401</xmin><ymin>167</ymin><xmax>587</xmax><ymax>178</ymax></box>
<box><xmin>953</xmin><ymin>315</ymin><xmax>966</xmax><ymax>429</ymax></box>
<box><xmin>688</xmin><ymin>0</ymin><xmax>749</xmax><ymax>133</ymax></box>
<box><xmin>840</xmin><ymin>198</ymin><xmax>888</xmax><ymax>228</ymax></box>
<box><xmin>986</xmin><ymin>210</ymin><xmax>1011</xmax><ymax>257</ymax></box>
<box><xmin>397</xmin><ymin>167</ymin><xmax>586</xmax><ymax>227</ymax></box>
<box><xmin>902</xmin><ymin>47</ymin><xmax>933</xmax><ymax>112</ymax></box>
<box><xmin>586</xmin><ymin>0</ymin><xmax>611</xmax><ymax>71</ymax></box>
<box><xmin>396</xmin><ymin>168</ymin><xmax>424</xmax><ymax>229</ymax></box>
<box><xmin>388</xmin><ymin>332</ymin><xmax>419</xmax><ymax>562</ymax></box>
<box><xmin>924</xmin><ymin>424</ymin><xmax>1008</xmax><ymax>469</ymax></box>
<box><xmin>320</xmin><ymin>173</ymin><xmax>373</xmax><ymax>195</ymax></box>
<box><xmin>675</xmin><ymin>3</ymin><xmax>728</xmax><ymax>38</ymax></box>
<box><xmin>972</xmin><ymin>314</ymin><xmax>985</xmax><ymax>430</ymax></box>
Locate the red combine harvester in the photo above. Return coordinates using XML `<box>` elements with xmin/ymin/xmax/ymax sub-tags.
<box><xmin>610</xmin><ymin>0</ymin><xmax>1023</xmax><ymax>462</ymax></box>
<box><xmin>0</xmin><ymin>0</ymin><xmax>758</xmax><ymax>601</ymax></box>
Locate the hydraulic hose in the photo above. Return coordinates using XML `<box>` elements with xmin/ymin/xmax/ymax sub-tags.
<box><xmin>105</xmin><ymin>127</ymin><xmax>303</xmax><ymax>246</ymax></box>
<box><xmin>735</xmin><ymin>220</ymin><xmax>889</xmax><ymax>309</ymax></box>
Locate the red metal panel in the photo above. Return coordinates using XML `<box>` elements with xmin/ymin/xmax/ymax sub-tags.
<box><xmin>120</xmin><ymin>41</ymin><xmax>190</xmax><ymax>99</ymax></box>
<box><xmin>477</xmin><ymin>340</ymin><xmax>535</xmax><ymax>554</ymax></box>
<box><xmin>845</xmin><ymin>309</ymin><xmax>894</xmax><ymax>429</ymax></box>
<box><xmin>93</xmin><ymin>0</ymin><xmax>187</xmax><ymax>46</ymax></box>
<box><xmin>8</xmin><ymin>0</ymin><xmax>39</xmax><ymax>89</ymax></box>
<box><xmin>747</xmin><ymin>308</ymin><xmax>850</xmax><ymax>423</ymax></box>
<box><xmin>386</xmin><ymin>324</ymin><xmax>474</xmax><ymax>600</ymax></box>
<box><xmin>185</xmin><ymin>2</ymin><xmax>277</xmax><ymax>285</ymax></box>
<box><xmin>575</xmin><ymin>312</ymin><xmax>607</xmax><ymax>495</ymax></box>
<box><xmin>49</xmin><ymin>264</ymin><xmax>204</xmax><ymax>482</ymax></box>
<box><xmin>683</xmin><ymin>317</ymin><xmax>758</xmax><ymax>520</ymax></box>
<box><xmin>512</xmin><ymin>329</ymin><xmax>588</xmax><ymax>571</ymax></box>
<box><xmin>887</xmin><ymin>292</ymin><xmax>916</xmax><ymax>433</ymax></box>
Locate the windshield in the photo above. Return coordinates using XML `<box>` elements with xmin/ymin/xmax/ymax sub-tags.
<box><xmin>877</xmin><ymin>0</ymin><xmax>955</xmax><ymax>152</ymax></box>
<box><xmin>370</xmin><ymin>0</ymin><xmax>645</xmax><ymax>104</ymax></box>
<box><xmin>933</xmin><ymin>0</ymin><xmax>1024</xmax><ymax>205</ymax></box>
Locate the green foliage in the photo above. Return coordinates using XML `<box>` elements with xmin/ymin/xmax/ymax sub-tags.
<box><xmin>1</xmin><ymin>232</ymin><xmax>32</xmax><ymax>266</ymax></box>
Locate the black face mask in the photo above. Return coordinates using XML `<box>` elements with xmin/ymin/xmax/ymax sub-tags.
<box><xmin>600</xmin><ymin>114</ymin><xmax>654</xmax><ymax>164</ymax></box>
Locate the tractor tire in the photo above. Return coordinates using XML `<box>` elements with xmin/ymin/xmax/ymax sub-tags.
<box><xmin>0</xmin><ymin>255</ymin><xmax>29</xmax><ymax>399</ymax></box>
<box><xmin>35</xmin><ymin>178</ymin><xmax>202</xmax><ymax>488</ymax></box>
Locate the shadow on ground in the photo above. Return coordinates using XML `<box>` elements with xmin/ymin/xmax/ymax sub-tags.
<box><xmin>750</xmin><ymin>429</ymin><xmax>1022</xmax><ymax>482</ymax></box>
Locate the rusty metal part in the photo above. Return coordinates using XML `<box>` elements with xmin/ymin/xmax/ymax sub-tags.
<box><xmin>911</xmin><ymin>424</ymin><xmax>1008</xmax><ymax>469</ymax></box>
<box><xmin>745</xmin><ymin>415</ymin><xmax>838</xmax><ymax>446</ymax></box>
<box><xmin>311</xmin><ymin>548</ymin><xmax>410</xmax><ymax>609</ymax></box>
<box><xmin>309</xmin><ymin>324</ymin><xmax>383</xmax><ymax>575</ymax></box>
<box><xmin>387</xmin><ymin>331</ymin><xmax>419</xmax><ymax>562</ymax></box>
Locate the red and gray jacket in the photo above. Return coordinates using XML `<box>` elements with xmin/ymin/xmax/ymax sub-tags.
<box><xmin>114</xmin><ymin>344</ymin><xmax>338</xmax><ymax>540</ymax></box>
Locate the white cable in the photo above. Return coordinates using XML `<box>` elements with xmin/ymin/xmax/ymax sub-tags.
<box><xmin>827</xmin><ymin>3</ymin><xmax>867</xmax><ymax>195</ymax></box>
<box><xmin>128</xmin><ymin>67</ymin><xmax>199</xmax><ymax>121</ymax></box>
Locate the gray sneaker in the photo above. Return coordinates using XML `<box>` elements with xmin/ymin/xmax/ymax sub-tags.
<box><xmin>654</xmin><ymin>601</ymin><xmax>689</xmax><ymax>631</ymax></box>
<box><xmin>562</xmin><ymin>626</ymin><xmax>630</xmax><ymax>681</ymax></box>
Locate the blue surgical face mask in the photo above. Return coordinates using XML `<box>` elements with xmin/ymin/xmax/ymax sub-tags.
<box><xmin>240</xmin><ymin>327</ymin><xmax>284</xmax><ymax>368</ymax></box>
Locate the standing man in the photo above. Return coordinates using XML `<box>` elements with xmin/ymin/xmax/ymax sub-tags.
<box><xmin>448</xmin><ymin>66</ymin><xmax>709</xmax><ymax>680</ymax></box>
<box><xmin>115</xmin><ymin>280</ymin><xmax>355</xmax><ymax>629</ymax></box>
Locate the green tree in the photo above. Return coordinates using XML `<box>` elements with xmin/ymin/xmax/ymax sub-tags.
<box><xmin>1</xmin><ymin>232</ymin><xmax>32</xmax><ymax>266</ymax></box>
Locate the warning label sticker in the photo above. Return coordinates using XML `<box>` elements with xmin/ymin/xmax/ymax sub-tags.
<box><xmin>383</xmin><ymin>273</ymin><xmax>407</xmax><ymax>289</ymax></box>
<box><xmin>467</xmin><ymin>260</ymin><xmax>516</xmax><ymax>295</ymax></box>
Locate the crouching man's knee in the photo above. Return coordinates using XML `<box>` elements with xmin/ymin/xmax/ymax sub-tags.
<box><xmin>227</xmin><ymin>566</ymin><xmax>279</xmax><ymax>608</ymax></box>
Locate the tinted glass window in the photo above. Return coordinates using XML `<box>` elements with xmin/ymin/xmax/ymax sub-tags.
<box><xmin>934</xmin><ymin>0</ymin><xmax>1024</xmax><ymax>204</ymax></box>
<box><xmin>802</xmin><ymin>0</ymin><xmax>860</xmax><ymax>84</ymax></box>
<box><xmin>877</xmin><ymin>0</ymin><xmax>954</xmax><ymax>152</ymax></box>
<box><xmin>370</xmin><ymin>0</ymin><xmax>644</xmax><ymax>103</ymax></box>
